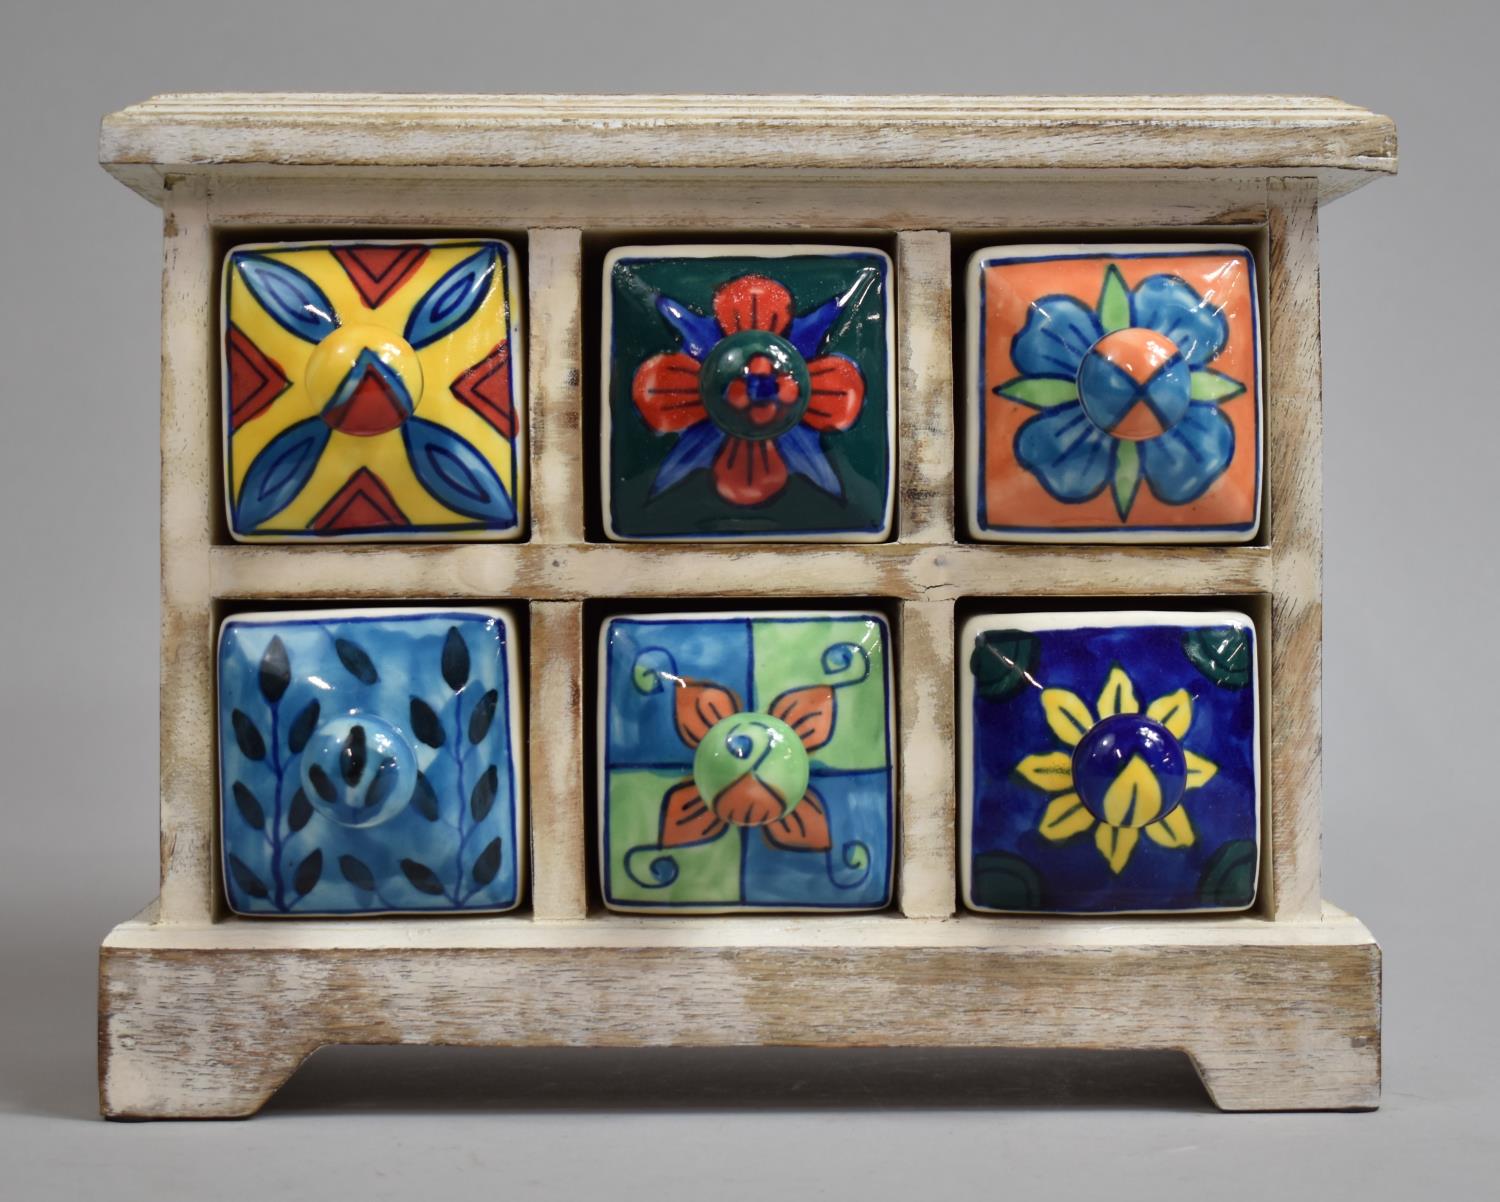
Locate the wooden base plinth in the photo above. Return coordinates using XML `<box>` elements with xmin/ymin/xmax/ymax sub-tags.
<box><xmin>99</xmin><ymin>903</ymin><xmax>1379</xmax><ymax>1118</ymax></box>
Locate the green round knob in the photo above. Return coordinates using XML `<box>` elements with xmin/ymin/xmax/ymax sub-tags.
<box><xmin>692</xmin><ymin>712</ymin><xmax>810</xmax><ymax>826</ymax></box>
<box><xmin>699</xmin><ymin>330</ymin><xmax>811</xmax><ymax>441</ymax></box>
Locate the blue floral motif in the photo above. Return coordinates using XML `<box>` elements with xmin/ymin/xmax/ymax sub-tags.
<box><xmin>997</xmin><ymin>270</ymin><xmax>1246</xmax><ymax>520</ymax></box>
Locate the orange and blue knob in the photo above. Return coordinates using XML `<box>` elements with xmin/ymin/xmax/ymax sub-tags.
<box><xmin>1076</xmin><ymin>327</ymin><xmax>1190</xmax><ymax>440</ymax></box>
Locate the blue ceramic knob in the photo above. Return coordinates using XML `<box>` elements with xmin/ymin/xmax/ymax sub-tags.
<box><xmin>299</xmin><ymin>713</ymin><xmax>418</xmax><ymax>828</ymax></box>
<box><xmin>1071</xmin><ymin>713</ymin><xmax>1188</xmax><ymax>828</ymax></box>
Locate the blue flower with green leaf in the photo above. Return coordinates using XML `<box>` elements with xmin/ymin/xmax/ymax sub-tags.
<box><xmin>995</xmin><ymin>266</ymin><xmax>1247</xmax><ymax>519</ymax></box>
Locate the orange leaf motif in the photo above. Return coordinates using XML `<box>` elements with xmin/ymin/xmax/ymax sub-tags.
<box><xmin>711</xmin><ymin>773</ymin><xmax>786</xmax><ymax>827</ymax></box>
<box><xmin>658</xmin><ymin>781</ymin><xmax>728</xmax><ymax>848</ymax></box>
<box><xmin>764</xmin><ymin>788</ymin><xmax>832</xmax><ymax>851</ymax></box>
<box><xmin>769</xmin><ymin>685</ymin><xmax>836</xmax><ymax>751</ymax></box>
<box><xmin>673</xmin><ymin>681</ymin><xmax>742</xmax><ymax>749</ymax></box>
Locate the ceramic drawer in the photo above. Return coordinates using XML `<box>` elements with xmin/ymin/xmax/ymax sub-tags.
<box><xmin>960</xmin><ymin>609</ymin><xmax>1261</xmax><ymax>914</ymax></box>
<box><xmin>217</xmin><ymin>606</ymin><xmax>526</xmax><ymax>915</ymax></box>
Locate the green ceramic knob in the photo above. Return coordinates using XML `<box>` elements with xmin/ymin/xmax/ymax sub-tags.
<box><xmin>699</xmin><ymin>330</ymin><xmax>811</xmax><ymax>440</ymax></box>
<box><xmin>692</xmin><ymin>712</ymin><xmax>810</xmax><ymax>825</ymax></box>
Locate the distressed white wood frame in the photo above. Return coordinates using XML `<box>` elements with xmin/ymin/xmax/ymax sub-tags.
<box><xmin>98</xmin><ymin>94</ymin><xmax>1395</xmax><ymax>1118</ymax></box>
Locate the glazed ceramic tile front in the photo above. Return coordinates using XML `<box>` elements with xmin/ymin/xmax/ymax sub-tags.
<box><xmin>602</xmin><ymin>246</ymin><xmax>894</xmax><ymax>541</ymax></box>
<box><xmin>218</xmin><ymin>608</ymin><xmax>525</xmax><ymax>915</ymax></box>
<box><xmin>223</xmin><ymin>239</ymin><xmax>525</xmax><ymax>541</ymax></box>
<box><xmin>599</xmin><ymin>611</ymin><xmax>895</xmax><ymax>911</ymax></box>
<box><xmin>960</xmin><ymin>611</ymin><xmax>1260</xmax><ymax>913</ymax></box>
<box><xmin>966</xmin><ymin>244</ymin><xmax>1261</xmax><ymax>542</ymax></box>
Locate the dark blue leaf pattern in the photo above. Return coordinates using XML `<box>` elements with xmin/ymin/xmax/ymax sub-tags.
<box><xmin>411</xmin><ymin>771</ymin><xmax>440</xmax><ymax>821</ymax></box>
<box><xmin>472</xmin><ymin>838</ymin><xmax>502</xmax><ymax>887</ymax></box>
<box><xmin>409</xmin><ymin>697</ymin><xmax>445</xmax><ymax>748</ymax></box>
<box><xmin>258</xmin><ymin>636</ymin><xmax>290</xmax><ymax>704</ymax></box>
<box><xmin>287</xmin><ymin>700</ymin><xmax>320</xmax><ymax>755</ymax></box>
<box><xmin>340</xmin><ymin>724</ymin><xmax>367</xmax><ymax>786</ymax></box>
<box><xmin>230</xmin><ymin>709</ymin><xmax>267</xmax><ymax>760</ymax></box>
<box><xmin>468</xmin><ymin>689</ymin><xmax>499</xmax><ymax>744</ymax></box>
<box><xmin>288</xmin><ymin>787</ymin><xmax>313</xmax><ymax>832</ymax></box>
<box><xmin>469</xmin><ymin>764</ymin><xmax>499</xmax><ymax>822</ymax></box>
<box><xmin>292</xmin><ymin>848</ymin><xmax>323</xmax><ymax>897</ymax></box>
<box><xmin>335</xmin><ymin>638</ymin><xmax>379</xmax><ymax>684</ymax></box>
<box><xmin>308</xmin><ymin>763</ymin><xmax>337</xmax><ymax>802</ymax></box>
<box><xmin>221</xmin><ymin>612</ymin><xmax>518</xmax><ymax>914</ymax></box>
<box><xmin>227</xmin><ymin>854</ymin><xmax>269</xmax><ymax>900</ymax></box>
<box><xmin>231</xmin><ymin>781</ymin><xmax>265</xmax><ymax>830</ymax></box>
<box><xmin>401</xmin><ymin>858</ymin><xmax>446</xmax><ymax>896</ymax></box>
<box><xmin>364</xmin><ymin>756</ymin><xmax>401</xmax><ymax>810</ymax></box>
<box><xmin>441</xmin><ymin>627</ymin><xmax>471</xmax><ymax>691</ymax></box>
<box><xmin>339</xmin><ymin>854</ymin><xmax>376</xmax><ymax>892</ymax></box>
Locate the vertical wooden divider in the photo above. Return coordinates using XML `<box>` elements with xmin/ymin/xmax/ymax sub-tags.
<box><xmin>895</xmin><ymin>230</ymin><xmax>958</xmax><ymax>917</ymax></box>
<box><xmin>896</xmin><ymin>230</ymin><xmax>956</xmax><ymax>544</ymax></box>
<box><xmin>525</xmin><ymin>228</ymin><xmax>589</xmax><ymax>919</ymax></box>
<box><xmin>158</xmin><ymin>178</ymin><xmax>219</xmax><ymax>925</ymax></box>
<box><xmin>528</xmin><ymin>601</ymin><xmax>589</xmax><ymax>920</ymax></box>
<box><xmin>527</xmin><ymin>228</ymin><xmax>586</xmax><ymax>545</ymax></box>
<box><xmin>898</xmin><ymin>599</ymin><xmax>958</xmax><ymax>918</ymax></box>
<box><xmin>1265</xmin><ymin>181</ymin><xmax>1324</xmax><ymax>920</ymax></box>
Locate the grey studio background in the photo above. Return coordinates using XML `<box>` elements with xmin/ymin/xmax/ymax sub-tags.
<box><xmin>0</xmin><ymin>1</ymin><xmax>1492</xmax><ymax>1198</ymax></box>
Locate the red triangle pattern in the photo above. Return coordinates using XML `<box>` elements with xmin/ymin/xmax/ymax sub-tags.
<box><xmin>322</xmin><ymin>365</ymin><xmax>409</xmax><ymax>436</ymax></box>
<box><xmin>226</xmin><ymin>325</ymin><xmax>291</xmax><ymax>430</ymax></box>
<box><xmin>311</xmin><ymin>468</ymin><xmax>410</xmax><ymax>533</ymax></box>
<box><xmin>449</xmin><ymin>342</ymin><xmax>514</xmax><ymax>438</ymax></box>
<box><xmin>331</xmin><ymin>244</ymin><xmax>430</xmax><ymax>308</ymax></box>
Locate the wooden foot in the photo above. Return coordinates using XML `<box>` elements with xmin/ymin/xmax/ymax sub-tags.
<box><xmin>99</xmin><ymin>1010</ymin><xmax>313</xmax><ymax>1119</ymax></box>
<box><xmin>100</xmin><ymin>903</ymin><xmax>1380</xmax><ymax>1118</ymax></box>
<box><xmin>1190</xmin><ymin>1046</ymin><xmax>1379</xmax><ymax>1113</ymax></box>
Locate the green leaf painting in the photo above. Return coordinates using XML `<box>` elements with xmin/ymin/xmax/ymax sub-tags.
<box><xmin>971</xmin><ymin>630</ymin><xmax>1040</xmax><ymax>702</ymax></box>
<box><xmin>1183</xmin><ymin>626</ymin><xmax>1253</xmax><ymax>689</ymax></box>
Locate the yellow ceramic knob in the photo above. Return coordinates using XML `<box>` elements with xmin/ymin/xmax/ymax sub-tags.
<box><xmin>304</xmin><ymin>324</ymin><xmax>424</xmax><ymax>436</ymax></box>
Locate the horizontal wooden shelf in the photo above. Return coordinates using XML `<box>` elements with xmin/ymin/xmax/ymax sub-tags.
<box><xmin>208</xmin><ymin>541</ymin><xmax>1272</xmax><ymax>603</ymax></box>
<box><xmin>100</xmin><ymin>93</ymin><xmax>1396</xmax><ymax>206</ymax></box>
<box><xmin>105</xmin><ymin>900</ymin><xmax>1370</xmax><ymax>952</ymax></box>
<box><xmin>99</xmin><ymin>900</ymin><xmax>1380</xmax><ymax>1117</ymax></box>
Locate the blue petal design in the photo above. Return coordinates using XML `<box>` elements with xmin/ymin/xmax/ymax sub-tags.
<box><xmin>1013</xmin><ymin>402</ymin><xmax>1115</xmax><ymax>503</ymax></box>
<box><xmin>234</xmin><ymin>417</ymin><xmax>332</xmax><ymax>530</ymax></box>
<box><xmin>403</xmin><ymin>246</ymin><xmax>498</xmax><ymax>349</ymax></box>
<box><xmin>1131</xmin><ymin>275</ymin><xmax>1228</xmax><ymax>368</ymax></box>
<box><xmin>654</xmin><ymin>295</ymin><xmax>723</xmax><ymax>361</ymax></box>
<box><xmin>786</xmin><ymin>296</ymin><xmax>843</xmax><ymax>359</ymax></box>
<box><xmin>787</xmin><ymin>265</ymin><xmax>881</xmax><ymax>358</ymax></box>
<box><xmin>776</xmin><ymin>423</ymin><xmax>841</xmax><ymax>497</ymax></box>
<box><xmin>402</xmin><ymin>417</ymin><xmax>516</xmax><ymax>525</ymax></box>
<box><xmin>1075</xmin><ymin>353</ymin><xmax>1140</xmax><ymax>430</ymax></box>
<box><xmin>1010</xmin><ymin>296</ymin><xmax>1104</xmax><ymax>378</ymax></box>
<box><xmin>649</xmin><ymin>420</ymin><xmax>725</xmax><ymax>497</ymax></box>
<box><xmin>234</xmin><ymin>255</ymin><xmax>338</xmax><ymax>342</ymax></box>
<box><xmin>1140</xmin><ymin>403</ymin><xmax>1236</xmax><ymax>504</ymax></box>
<box><xmin>1142</xmin><ymin>355</ymin><xmax>1192</xmax><ymax>428</ymax></box>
